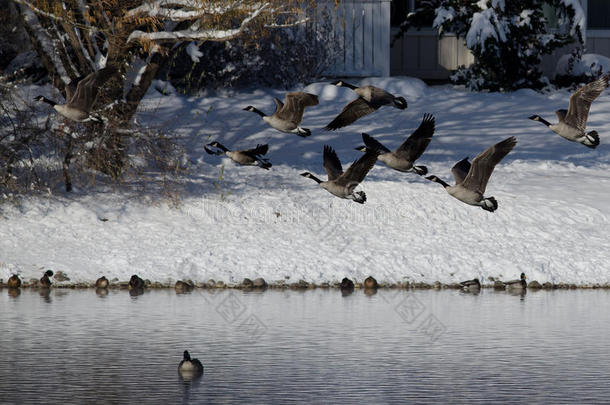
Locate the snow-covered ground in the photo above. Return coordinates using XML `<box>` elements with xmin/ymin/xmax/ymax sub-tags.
<box><xmin>2</xmin><ymin>77</ymin><xmax>610</xmax><ymax>285</ymax></box>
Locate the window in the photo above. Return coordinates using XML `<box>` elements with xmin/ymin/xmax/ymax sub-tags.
<box><xmin>542</xmin><ymin>3</ymin><xmax>559</xmax><ymax>29</ymax></box>
<box><xmin>391</xmin><ymin>0</ymin><xmax>435</xmax><ymax>27</ymax></box>
<box><xmin>587</xmin><ymin>0</ymin><xmax>610</xmax><ymax>29</ymax></box>
<box><xmin>391</xmin><ymin>0</ymin><xmax>415</xmax><ymax>26</ymax></box>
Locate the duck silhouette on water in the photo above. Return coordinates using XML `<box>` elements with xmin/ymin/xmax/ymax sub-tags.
<box><xmin>178</xmin><ymin>350</ymin><xmax>204</xmax><ymax>379</ymax></box>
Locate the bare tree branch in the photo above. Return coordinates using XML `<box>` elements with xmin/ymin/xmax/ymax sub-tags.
<box><xmin>14</xmin><ymin>0</ymin><xmax>66</xmax><ymax>22</ymax></box>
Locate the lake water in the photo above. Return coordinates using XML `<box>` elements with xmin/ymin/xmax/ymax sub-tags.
<box><xmin>1</xmin><ymin>287</ymin><xmax>609</xmax><ymax>404</ymax></box>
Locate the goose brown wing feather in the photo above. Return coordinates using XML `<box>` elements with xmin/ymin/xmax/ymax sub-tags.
<box><xmin>274</xmin><ymin>92</ymin><xmax>318</xmax><ymax>125</ymax></box>
<box><xmin>323</xmin><ymin>145</ymin><xmax>343</xmax><ymax>181</ymax></box>
<box><xmin>555</xmin><ymin>109</ymin><xmax>567</xmax><ymax>122</ymax></box>
<box><xmin>362</xmin><ymin>133</ymin><xmax>391</xmax><ymax>153</ymax></box>
<box><xmin>395</xmin><ymin>113</ymin><xmax>435</xmax><ymax>162</ymax></box>
<box><xmin>461</xmin><ymin>137</ymin><xmax>516</xmax><ymax>194</ymax></box>
<box><xmin>335</xmin><ymin>149</ymin><xmax>378</xmax><ymax>187</ymax></box>
<box><xmin>65</xmin><ymin>75</ymin><xmax>86</xmax><ymax>102</ymax></box>
<box><xmin>324</xmin><ymin>98</ymin><xmax>377</xmax><ymax>130</ymax></box>
<box><xmin>244</xmin><ymin>144</ymin><xmax>269</xmax><ymax>157</ymax></box>
<box><xmin>273</xmin><ymin>97</ymin><xmax>284</xmax><ymax>114</ymax></box>
<box><xmin>367</xmin><ymin>86</ymin><xmax>395</xmax><ymax>105</ymax></box>
<box><xmin>451</xmin><ymin>157</ymin><xmax>471</xmax><ymax>185</ymax></box>
<box><xmin>564</xmin><ymin>73</ymin><xmax>609</xmax><ymax>131</ymax></box>
<box><xmin>68</xmin><ymin>66</ymin><xmax>117</xmax><ymax>112</ymax></box>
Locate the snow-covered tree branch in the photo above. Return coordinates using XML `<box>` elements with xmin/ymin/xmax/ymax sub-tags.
<box><xmin>394</xmin><ymin>0</ymin><xmax>585</xmax><ymax>91</ymax></box>
<box><xmin>126</xmin><ymin>2</ymin><xmax>272</xmax><ymax>43</ymax></box>
<box><xmin>13</xmin><ymin>0</ymin><xmax>309</xmax><ymax>184</ymax></box>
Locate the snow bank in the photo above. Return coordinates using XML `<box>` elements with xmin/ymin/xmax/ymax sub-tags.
<box><xmin>1</xmin><ymin>78</ymin><xmax>610</xmax><ymax>286</ymax></box>
<box><xmin>556</xmin><ymin>53</ymin><xmax>610</xmax><ymax>77</ymax></box>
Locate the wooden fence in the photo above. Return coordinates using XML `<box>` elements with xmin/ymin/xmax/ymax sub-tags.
<box><xmin>319</xmin><ymin>0</ymin><xmax>391</xmax><ymax>77</ymax></box>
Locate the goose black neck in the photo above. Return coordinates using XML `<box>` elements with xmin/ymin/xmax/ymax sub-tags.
<box><xmin>431</xmin><ymin>177</ymin><xmax>450</xmax><ymax>188</ymax></box>
<box><xmin>215</xmin><ymin>143</ymin><xmax>230</xmax><ymax>153</ymax></box>
<box><xmin>538</xmin><ymin>117</ymin><xmax>551</xmax><ymax>126</ymax></box>
<box><xmin>305</xmin><ymin>173</ymin><xmax>322</xmax><ymax>184</ymax></box>
<box><xmin>183</xmin><ymin>351</ymin><xmax>191</xmax><ymax>360</ymax></box>
<box><xmin>250</xmin><ymin>107</ymin><xmax>266</xmax><ymax>117</ymax></box>
<box><xmin>340</xmin><ymin>81</ymin><xmax>358</xmax><ymax>90</ymax></box>
<box><xmin>37</xmin><ymin>96</ymin><xmax>56</xmax><ymax>106</ymax></box>
<box><xmin>532</xmin><ymin>115</ymin><xmax>551</xmax><ymax>127</ymax></box>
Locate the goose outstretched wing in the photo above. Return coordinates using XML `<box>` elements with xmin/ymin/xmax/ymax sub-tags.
<box><xmin>335</xmin><ymin>150</ymin><xmax>378</xmax><ymax>187</ymax></box>
<box><xmin>362</xmin><ymin>133</ymin><xmax>391</xmax><ymax>153</ymax></box>
<box><xmin>275</xmin><ymin>92</ymin><xmax>318</xmax><ymax>125</ymax></box>
<box><xmin>451</xmin><ymin>157</ymin><xmax>471</xmax><ymax>185</ymax></box>
<box><xmin>323</xmin><ymin>145</ymin><xmax>343</xmax><ymax>181</ymax></box>
<box><xmin>395</xmin><ymin>113</ymin><xmax>435</xmax><ymax>162</ymax></box>
<box><xmin>324</xmin><ymin>98</ymin><xmax>377</xmax><ymax>130</ymax></box>
<box><xmin>69</xmin><ymin>66</ymin><xmax>117</xmax><ymax>112</ymax></box>
<box><xmin>461</xmin><ymin>137</ymin><xmax>516</xmax><ymax>194</ymax></box>
<box><xmin>564</xmin><ymin>73</ymin><xmax>609</xmax><ymax>131</ymax></box>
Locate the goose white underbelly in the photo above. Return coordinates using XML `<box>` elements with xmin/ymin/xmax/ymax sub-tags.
<box><xmin>54</xmin><ymin>105</ymin><xmax>90</xmax><ymax>122</ymax></box>
<box><xmin>447</xmin><ymin>186</ymin><xmax>483</xmax><ymax>206</ymax></box>
<box><xmin>379</xmin><ymin>154</ymin><xmax>413</xmax><ymax>171</ymax></box>
<box><xmin>549</xmin><ymin>122</ymin><xmax>584</xmax><ymax>142</ymax></box>
<box><xmin>263</xmin><ymin>116</ymin><xmax>297</xmax><ymax>132</ymax></box>
<box><xmin>226</xmin><ymin>151</ymin><xmax>256</xmax><ymax>165</ymax></box>
<box><xmin>321</xmin><ymin>182</ymin><xmax>350</xmax><ymax>198</ymax></box>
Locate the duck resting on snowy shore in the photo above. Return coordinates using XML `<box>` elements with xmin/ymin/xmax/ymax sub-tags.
<box><xmin>503</xmin><ymin>273</ymin><xmax>527</xmax><ymax>290</ymax></box>
<box><xmin>459</xmin><ymin>278</ymin><xmax>481</xmax><ymax>292</ymax></box>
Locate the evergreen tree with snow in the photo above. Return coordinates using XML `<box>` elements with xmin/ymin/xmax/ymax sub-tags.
<box><xmin>396</xmin><ymin>0</ymin><xmax>585</xmax><ymax>91</ymax></box>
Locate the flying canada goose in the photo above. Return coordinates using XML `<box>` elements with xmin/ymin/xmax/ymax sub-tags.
<box><xmin>95</xmin><ymin>276</ymin><xmax>109</xmax><ymax>289</ymax></box>
<box><xmin>503</xmin><ymin>273</ymin><xmax>527</xmax><ymax>290</ymax></box>
<box><xmin>426</xmin><ymin>136</ymin><xmax>517</xmax><ymax>212</ymax></box>
<box><xmin>40</xmin><ymin>270</ymin><xmax>54</xmax><ymax>287</ymax></box>
<box><xmin>324</xmin><ymin>80</ymin><xmax>407</xmax><ymax>130</ymax></box>
<box><xmin>129</xmin><ymin>274</ymin><xmax>145</xmax><ymax>290</ymax></box>
<box><xmin>178</xmin><ymin>350</ymin><xmax>204</xmax><ymax>377</ymax></box>
<box><xmin>355</xmin><ymin>113</ymin><xmax>435</xmax><ymax>175</ymax></box>
<box><xmin>460</xmin><ymin>278</ymin><xmax>481</xmax><ymax>292</ymax></box>
<box><xmin>205</xmin><ymin>142</ymin><xmax>272</xmax><ymax>170</ymax></box>
<box><xmin>529</xmin><ymin>73</ymin><xmax>609</xmax><ymax>148</ymax></box>
<box><xmin>7</xmin><ymin>274</ymin><xmax>21</xmax><ymax>288</ymax></box>
<box><xmin>243</xmin><ymin>92</ymin><xmax>319</xmax><ymax>137</ymax></box>
<box><xmin>34</xmin><ymin>66</ymin><xmax>117</xmax><ymax>122</ymax></box>
<box><xmin>301</xmin><ymin>145</ymin><xmax>378</xmax><ymax>204</ymax></box>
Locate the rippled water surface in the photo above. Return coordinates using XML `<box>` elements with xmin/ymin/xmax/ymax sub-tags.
<box><xmin>1</xmin><ymin>287</ymin><xmax>610</xmax><ymax>404</ymax></box>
